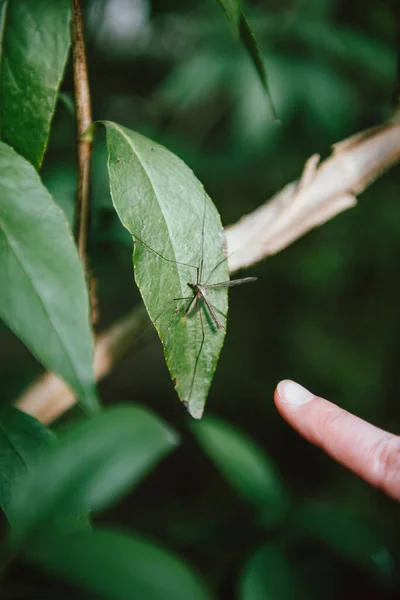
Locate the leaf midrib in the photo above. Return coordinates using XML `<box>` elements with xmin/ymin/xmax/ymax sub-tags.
<box><xmin>0</xmin><ymin>215</ymin><xmax>85</xmax><ymax>398</ymax></box>
<box><xmin>107</xmin><ymin>122</ymin><xmax>193</xmax><ymax>295</ymax></box>
<box><xmin>106</xmin><ymin>122</ymin><xmax>200</xmax><ymax>371</ymax></box>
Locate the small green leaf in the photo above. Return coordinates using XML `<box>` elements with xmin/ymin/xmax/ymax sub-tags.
<box><xmin>8</xmin><ymin>405</ymin><xmax>178</xmax><ymax>544</ymax></box>
<box><xmin>214</xmin><ymin>1</ymin><xmax>276</xmax><ymax>118</ymax></box>
<box><xmin>0</xmin><ymin>141</ymin><xmax>98</xmax><ymax>413</ymax></box>
<box><xmin>239</xmin><ymin>543</ymin><xmax>303</xmax><ymax>600</ymax></box>
<box><xmin>26</xmin><ymin>528</ymin><xmax>213</xmax><ymax>600</ymax></box>
<box><xmin>216</xmin><ymin>0</ymin><xmax>241</xmax><ymax>36</ymax></box>
<box><xmin>0</xmin><ymin>0</ymin><xmax>71</xmax><ymax>169</ymax></box>
<box><xmin>102</xmin><ymin>121</ymin><xmax>229</xmax><ymax>419</ymax></box>
<box><xmin>0</xmin><ymin>406</ymin><xmax>53</xmax><ymax>516</ymax></box>
<box><xmin>239</xmin><ymin>13</ymin><xmax>277</xmax><ymax>120</ymax></box>
<box><xmin>192</xmin><ymin>417</ymin><xmax>289</xmax><ymax>525</ymax></box>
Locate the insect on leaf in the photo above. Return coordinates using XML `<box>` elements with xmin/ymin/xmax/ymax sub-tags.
<box><xmin>102</xmin><ymin>121</ymin><xmax>229</xmax><ymax>418</ymax></box>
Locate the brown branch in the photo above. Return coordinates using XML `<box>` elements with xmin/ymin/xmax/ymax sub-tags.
<box><xmin>15</xmin><ymin>117</ymin><xmax>400</xmax><ymax>424</ymax></box>
<box><xmin>16</xmin><ymin>306</ymin><xmax>151</xmax><ymax>424</ymax></box>
<box><xmin>72</xmin><ymin>0</ymin><xmax>92</xmax><ymax>274</ymax></box>
<box><xmin>225</xmin><ymin>120</ymin><xmax>400</xmax><ymax>272</ymax></box>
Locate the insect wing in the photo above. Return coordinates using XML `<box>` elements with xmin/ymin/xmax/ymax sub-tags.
<box><xmin>205</xmin><ymin>277</ymin><xmax>257</xmax><ymax>289</ymax></box>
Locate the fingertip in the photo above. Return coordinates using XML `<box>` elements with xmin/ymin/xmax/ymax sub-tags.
<box><xmin>275</xmin><ymin>379</ymin><xmax>316</xmax><ymax>407</ymax></box>
<box><xmin>274</xmin><ymin>380</ymin><xmax>288</xmax><ymax>411</ymax></box>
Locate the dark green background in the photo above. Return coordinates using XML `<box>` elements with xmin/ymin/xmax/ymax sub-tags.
<box><xmin>1</xmin><ymin>0</ymin><xmax>399</xmax><ymax>597</ymax></box>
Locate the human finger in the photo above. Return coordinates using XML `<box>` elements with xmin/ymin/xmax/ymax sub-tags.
<box><xmin>274</xmin><ymin>380</ymin><xmax>400</xmax><ymax>501</ymax></box>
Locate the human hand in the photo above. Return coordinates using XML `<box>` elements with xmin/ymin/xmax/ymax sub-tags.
<box><xmin>274</xmin><ymin>380</ymin><xmax>400</xmax><ymax>501</ymax></box>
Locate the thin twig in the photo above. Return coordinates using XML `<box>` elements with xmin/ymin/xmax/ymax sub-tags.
<box><xmin>15</xmin><ymin>117</ymin><xmax>400</xmax><ymax>424</ymax></box>
<box><xmin>72</xmin><ymin>0</ymin><xmax>92</xmax><ymax>274</ymax></box>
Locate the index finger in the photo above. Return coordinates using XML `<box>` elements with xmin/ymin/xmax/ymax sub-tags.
<box><xmin>274</xmin><ymin>380</ymin><xmax>400</xmax><ymax>501</ymax></box>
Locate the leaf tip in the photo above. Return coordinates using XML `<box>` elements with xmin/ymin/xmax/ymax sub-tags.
<box><xmin>184</xmin><ymin>400</ymin><xmax>204</xmax><ymax>420</ymax></box>
<box><xmin>82</xmin><ymin>390</ymin><xmax>101</xmax><ymax>415</ymax></box>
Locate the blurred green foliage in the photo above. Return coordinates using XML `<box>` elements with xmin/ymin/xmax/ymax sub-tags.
<box><xmin>1</xmin><ymin>0</ymin><xmax>399</xmax><ymax>597</ymax></box>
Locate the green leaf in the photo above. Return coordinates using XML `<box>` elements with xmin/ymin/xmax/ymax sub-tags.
<box><xmin>192</xmin><ymin>417</ymin><xmax>289</xmax><ymax>525</ymax></box>
<box><xmin>0</xmin><ymin>406</ymin><xmax>53</xmax><ymax>516</ymax></box>
<box><xmin>239</xmin><ymin>13</ymin><xmax>277</xmax><ymax>120</ymax></box>
<box><xmin>26</xmin><ymin>527</ymin><xmax>213</xmax><ymax>600</ymax></box>
<box><xmin>0</xmin><ymin>0</ymin><xmax>71</xmax><ymax>169</ymax></box>
<box><xmin>216</xmin><ymin>0</ymin><xmax>241</xmax><ymax>36</ymax></box>
<box><xmin>291</xmin><ymin>503</ymin><xmax>396</xmax><ymax>580</ymax></box>
<box><xmin>8</xmin><ymin>405</ymin><xmax>178</xmax><ymax>544</ymax></box>
<box><xmin>239</xmin><ymin>543</ymin><xmax>303</xmax><ymax>600</ymax></box>
<box><xmin>0</xmin><ymin>141</ymin><xmax>98</xmax><ymax>412</ymax></box>
<box><xmin>214</xmin><ymin>2</ymin><xmax>276</xmax><ymax>118</ymax></box>
<box><xmin>102</xmin><ymin>121</ymin><xmax>229</xmax><ymax>419</ymax></box>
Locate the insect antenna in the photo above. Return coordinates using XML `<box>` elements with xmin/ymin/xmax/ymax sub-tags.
<box><xmin>204</xmin><ymin>251</ymin><xmax>231</xmax><ymax>285</ymax></box>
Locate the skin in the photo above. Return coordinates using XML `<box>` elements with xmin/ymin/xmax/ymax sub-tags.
<box><xmin>274</xmin><ymin>380</ymin><xmax>400</xmax><ymax>502</ymax></box>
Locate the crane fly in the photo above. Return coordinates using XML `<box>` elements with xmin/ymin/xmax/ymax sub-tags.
<box><xmin>132</xmin><ymin>191</ymin><xmax>257</xmax><ymax>416</ymax></box>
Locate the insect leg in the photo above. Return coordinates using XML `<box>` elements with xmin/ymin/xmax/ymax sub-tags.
<box><xmin>124</xmin><ymin>296</ymin><xmax>192</xmax><ymax>350</ymax></box>
<box><xmin>198</xmin><ymin>189</ymin><xmax>207</xmax><ymax>283</ymax></box>
<box><xmin>207</xmin><ymin>301</ymin><xmax>227</xmax><ymax>321</ymax></box>
<box><xmin>187</xmin><ymin>303</ymin><xmax>206</xmax><ymax>406</ymax></box>
<box><xmin>152</xmin><ymin>295</ymin><xmax>191</xmax><ymax>326</ymax></box>
<box><xmin>133</xmin><ymin>234</ymin><xmax>198</xmax><ymax>275</ymax></box>
<box><xmin>203</xmin><ymin>253</ymin><xmax>257</xmax><ymax>285</ymax></box>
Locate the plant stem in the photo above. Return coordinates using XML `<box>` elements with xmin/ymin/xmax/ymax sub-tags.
<box><xmin>72</xmin><ymin>0</ymin><xmax>92</xmax><ymax>273</ymax></box>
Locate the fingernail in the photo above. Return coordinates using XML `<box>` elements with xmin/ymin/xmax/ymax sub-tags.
<box><xmin>277</xmin><ymin>380</ymin><xmax>315</xmax><ymax>406</ymax></box>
